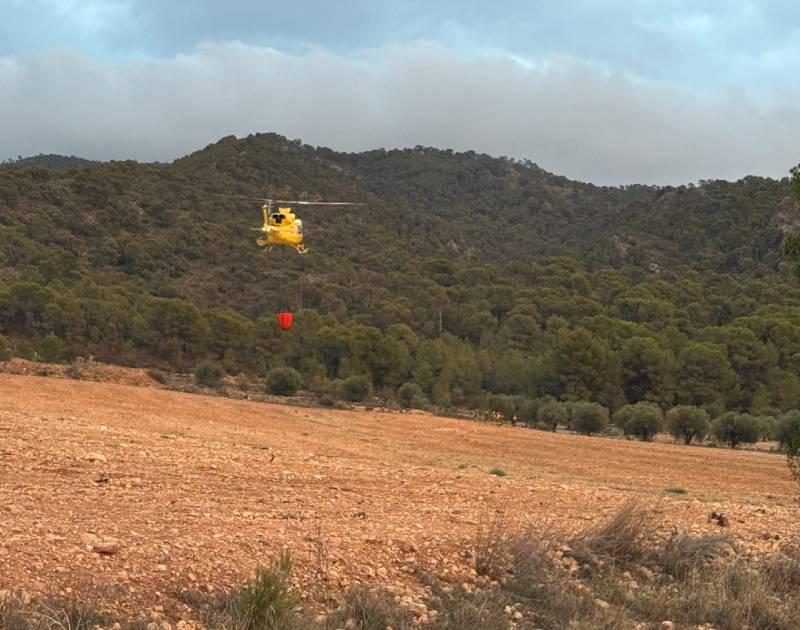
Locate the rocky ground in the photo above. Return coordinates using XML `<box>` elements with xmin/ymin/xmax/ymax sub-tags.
<box><xmin>1</xmin><ymin>371</ymin><xmax>798</xmax><ymax>626</ymax></box>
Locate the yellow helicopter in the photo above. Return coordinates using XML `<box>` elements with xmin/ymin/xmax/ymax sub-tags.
<box><xmin>247</xmin><ymin>198</ymin><xmax>363</xmax><ymax>254</ymax></box>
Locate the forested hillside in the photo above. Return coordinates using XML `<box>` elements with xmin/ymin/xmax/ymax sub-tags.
<box><xmin>2</xmin><ymin>132</ymin><xmax>800</xmax><ymax>422</ymax></box>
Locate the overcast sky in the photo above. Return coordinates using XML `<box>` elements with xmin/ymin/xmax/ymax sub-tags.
<box><xmin>2</xmin><ymin>1</ymin><xmax>800</xmax><ymax>184</ymax></box>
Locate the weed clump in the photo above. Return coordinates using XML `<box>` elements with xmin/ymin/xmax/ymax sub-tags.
<box><xmin>324</xmin><ymin>586</ymin><xmax>415</xmax><ymax>630</ymax></box>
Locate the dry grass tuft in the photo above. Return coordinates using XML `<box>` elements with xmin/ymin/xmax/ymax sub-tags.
<box><xmin>324</xmin><ymin>587</ymin><xmax>415</xmax><ymax>630</ymax></box>
<box><xmin>569</xmin><ymin>500</ymin><xmax>656</xmax><ymax>567</ymax></box>
<box><xmin>658</xmin><ymin>528</ymin><xmax>733</xmax><ymax>578</ymax></box>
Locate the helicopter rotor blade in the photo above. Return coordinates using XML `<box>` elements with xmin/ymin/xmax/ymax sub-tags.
<box><xmin>269</xmin><ymin>200</ymin><xmax>365</xmax><ymax>206</ymax></box>
<box><xmin>215</xmin><ymin>193</ymin><xmax>364</xmax><ymax>206</ymax></box>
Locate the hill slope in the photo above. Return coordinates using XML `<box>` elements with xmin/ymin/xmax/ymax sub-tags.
<box><xmin>2</xmin><ymin>133</ymin><xmax>797</xmax><ymax>301</ymax></box>
<box><xmin>2</xmin><ymin>133</ymin><xmax>800</xmax><ymax>415</ymax></box>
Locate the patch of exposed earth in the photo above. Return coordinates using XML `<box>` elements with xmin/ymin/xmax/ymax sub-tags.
<box><xmin>1</xmin><ymin>373</ymin><xmax>798</xmax><ymax>622</ymax></box>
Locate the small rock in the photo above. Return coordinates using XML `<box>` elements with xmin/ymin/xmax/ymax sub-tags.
<box><xmin>661</xmin><ymin>622</ymin><xmax>675</xmax><ymax>629</ymax></box>
<box><xmin>513</xmin><ymin>611</ymin><xmax>523</xmax><ymax>620</ymax></box>
<box><xmin>84</xmin><ymin>452</ymin><xmax>107</xmax><ymax>463</ymax></box>
<box><xmin>594</xmin><ymin>599</ymin><xmax>610</xmax><ymax>610</ymax></box>
<box><xmin>376</xmin><ymin>567</ymin><xmax>388</xmax><ymax>578</ymax></box>
<box><xmin>92</xmin><ymin>539</ymin><xmax>121</xmax><ymax>555</ymax></box>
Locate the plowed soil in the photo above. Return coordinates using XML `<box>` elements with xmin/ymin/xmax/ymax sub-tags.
<box><xmin>1</xmin><ymin>373</ymin><xmax>798</xmax><ymax>622</ymax></box>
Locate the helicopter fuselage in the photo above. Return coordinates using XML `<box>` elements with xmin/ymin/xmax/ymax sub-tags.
<box><xmin>256</xmin><ymin>205</ymin><xmax>306</xmax><ymax>253</ymax></box>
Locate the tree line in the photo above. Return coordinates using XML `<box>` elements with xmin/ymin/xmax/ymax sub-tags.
<box><xmin>3</xmin><ymin>255</ymin><xmax>800</xmax><ymax>422</ymax></box>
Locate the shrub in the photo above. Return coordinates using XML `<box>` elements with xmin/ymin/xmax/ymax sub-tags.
<box><xmin>776</xmin><ymin>411</ymin><xmax>800</xmax><ymax>452</ymax></box>
<box><xmin>777</xmin><ymin>411</ymin><xmax>800</xmax><ymax>482</ymax></box>
<box><xmin>516</xmin><ymin>398</ymin><xmax>542</xmax><ymax>425</ymax></box>
<box><xmin>755</xmin><ymin>415</ymin><xmax>779</xmax><ymax>442</ymax></box>
<box><xmin>194</xmin><ymin>363</ymin><xmax>224</xmax><ymax>388</ymax></box>
<box><xmin>613</xmin><ymin>402</ymin><xmax>664</xmax><ymax>441</ymax></box>
<box><xmin>570</xmin><ymin>401</ymin><xmax>609</xmax><ymax>435</ymax></box>
<box><xmin>14</xmin><ymin>339</ymin><xmax>36</xmax><ymax>361</ymax></box>
<box><xmin>666</xmin><ymin>405</ymin><xmax>710</xmax><ymax>444</ymax></box>
<box><xmin>222</xmin><ymin>348</ymin><xmax>239</xmax><ymax>374</ymax></box>
<box><xmin>570</xmin><ymin>501</ymin><xmax>654</xmax><ymax>566</ymax></box>
<box><xmin>396</xmin><ymin>382</ymin><xmax>427</xmax><ymax>408</ymax></box>
<box><xmin>227</xmin><ymin>550</ymin><xmax>301</xmax><ymax>630</ymax></box>
<box><xmin>147</xmin><ymin>368</ymin><xmax>168</xmax><ymax>384</ymax></box>
<box><xmin>712</xmin><ymin>412</ymin><xmax>761</xmax><ymax>448</ymax></box>
<box><xmin>264</xmin><ymin>367</ymin><xmax>303</xmax><ymax>396</ymax></box>
<box><xmin>425</xmin><ymin>584</ymin><xmax>509</xmax><ymax>630</ymax></box>
<box><xmin>658</xmin><ymin>530</ymin><xmax>732</xmax><ymax>578</ymax></box>
<box><xmin>0</xmin><ymin>335</ymin><xmax>11</xmax><ymax>361</ymax></box>
<box><xmin>14</xmin><ymin>339</ymin><xmax>35</xmax><ymax>360</ymax></box>
<box><xmin>537</xmin><ymin>400</ymin><xmax>570</xmax><ymax>432</ymax></box>
<box><xmin>337</xmin><ymin>374</ymin><xmax>372</xmax><ymax>402</ymax></box>
<box><xmin>0</xmin><ymin>590</ymin><xmax>105</xmax><ymax>630</ymax></box>
<box><xmin>325</xmin><ymin>586</ymin><xmax>415</xmax><ymax>630</ymax></box>
<box><xmin>37</xmin><ymin>333</ymin><xmax>65</xmax><ymax>363</ymax></box>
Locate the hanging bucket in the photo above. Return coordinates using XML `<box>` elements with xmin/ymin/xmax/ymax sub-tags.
<box><xmin>276</xmin><ymin>311</ymin><xmax>293</xmax><ymax>331</ymax></box>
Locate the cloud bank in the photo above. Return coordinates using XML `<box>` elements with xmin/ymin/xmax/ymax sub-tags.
<box><xmin>1</xmin><ymin>41</ymin><xmax>798</xmax><ymax>185</ymax></box>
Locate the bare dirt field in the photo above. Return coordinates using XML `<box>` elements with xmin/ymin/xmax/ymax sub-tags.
<box><xmin>1</xmin><ymin>372</ymin><xmax>798</xmax><ymax>622</ymax></box>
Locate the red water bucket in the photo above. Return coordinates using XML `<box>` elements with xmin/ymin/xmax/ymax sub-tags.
<box><xmin>276</xmin><ymin>311</ymin><xmax>293</xmax><ymax>331</ymax></box>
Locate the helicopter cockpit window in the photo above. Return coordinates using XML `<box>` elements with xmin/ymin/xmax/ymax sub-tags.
<box><xmin>297</xmin><ymin>221</ymin><xmax>303</xmax><ymax>234</ymax></box>
<box><xmin>271</xmin><ymin>213</ymin><xmax>283</xmax><ymax>224</ymax></box>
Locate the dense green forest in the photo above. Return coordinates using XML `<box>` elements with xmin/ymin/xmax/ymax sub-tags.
<box><xmin>2</xmin><ymin>132</ymin><xmax>800</xmax><ymax>426</ymax></box>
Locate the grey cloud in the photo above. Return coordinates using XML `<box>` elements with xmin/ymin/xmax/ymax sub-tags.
<box><xmin>1</xmin><ymin>41</ymin><xmax>798</xmax><ymax>185</ymax></box>
<box><xmin>6</xmin><ymin>1</ymin><xmax>800</xmax><ymax>92</ymax></box>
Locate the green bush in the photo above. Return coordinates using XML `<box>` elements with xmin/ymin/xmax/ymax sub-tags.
<box><xmin>396</xmin><ymin>382</ymin><xmax>427</xmax><ymax>408</ymax></box>
<box><xmin>570</xmin><ymin>401</ymin><xmax>609</xmax><ymax>436</ymax></box>
<box><xmin>37</xmin><ymin>333</ymin><xmax>65</xmax><ymax>363</ymax></box>
<box><xmin>264</xmin><ymin>367</ymin><xmax>303</xmax><ymax>396</ymax></box>
<box><xmin>337</xmin><ymin>375</ymin><xmax>372</xmax><ymax>402</ymax></box>
<box><xmin>755</xmin><ymin>415</ymin><xmax>779</xmax><ymax>442</ymax></box>
<box><xmin>712</xmin><ymin>412</ymin><xmax>761</xmax><ymax>448</ymax></box>
<box><xmin>613</xmin><ymin>402</ymin><xmax>664</xmax><ymax>441</ymax></box>
<box><xmin>194</xmin><ymin>363</ymin><xmax>224</xmax><ymax>388</ymax></box>
<box><xmin>0</xmin><ymin>335</ymin><xmax>11</xmax><ymax>361</ymax></box>
<box><xmin>776</xmin><ymin>411</ymin><xmax>800</xmax><ymax>452</ymax></box>
<box><xmin>666</xmin><ymin>405</ymin><xmax>711</xmax><ymax>444</ymax></box>
<box><xmin>14</xmin><ymin>339</ymin><xmax>36</xmax><ymax>360</ymax></box>
<box><xmin>227</xmin><ymin>550</ymin><xmax>300</xmax><ymax>630</ymax></box>
<box><xmin>776</xmin><ymin>412</ymin><xmax>800</xmax><ymax>483</ymax></box>
<box><xmin>537</xmin><ymin>400</ymin><xmax>570</xmax><ymax>432</ymax></box>
<box><xmin>518</xmin><ymin>398</ymin><xmax>542</xmax><ymax>424</ymax></box>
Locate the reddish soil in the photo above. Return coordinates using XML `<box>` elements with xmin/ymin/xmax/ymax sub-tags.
<box><xmin>1</xmin><ymin>372</ymin><xmax>798</xmax><ymax>622</ymax></box>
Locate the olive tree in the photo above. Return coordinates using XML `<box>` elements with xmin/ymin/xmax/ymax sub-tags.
<box><xmin>665</xmin><ymin>405</ymin><xmax>710</xmax><ymax>444</ymax></box>
<box><xmin>537</xmin><ymin>400</ymin><xmax>571</xmax><ymax>432</ymax></box>
<box><xmin>777</xmin><ymin>411</ymin><xmax>800</xmax><ymax>482</ymax></box>
<box><xmin>613</xmin><ymin>402</ymin><xmax>664</xmax><ymax>441</ymax></box>
<box><xmin>712</xmin><ymin>412</ymin><xmax>760</xmax><ymax>448</ymax></box>
<box><xmin>570</xmin><ymin>401</ymin><xmax>609</xmax><ymax>436</ymax></box>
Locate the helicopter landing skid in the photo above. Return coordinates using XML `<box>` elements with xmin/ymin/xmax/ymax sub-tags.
<box><xmin>295</xmin><ymin>244</ymin><xmax>309</xmax><ymax>254</ymax></box>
